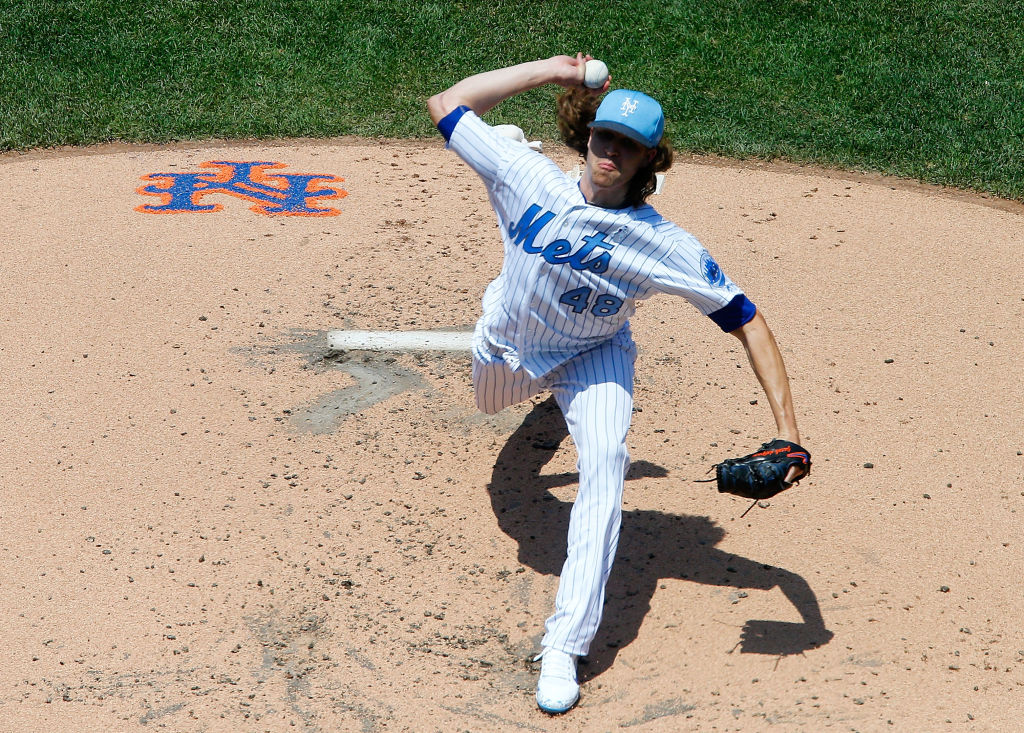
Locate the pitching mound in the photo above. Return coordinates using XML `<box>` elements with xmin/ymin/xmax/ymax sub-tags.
<box><xmin>2</xmin><ymin>138</ymin><xmax>1022</xmax><ymax>731</ymax></box>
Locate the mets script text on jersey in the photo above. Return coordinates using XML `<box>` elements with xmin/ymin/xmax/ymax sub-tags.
<box><xmin>508</xmin><ymin>205</ymin><xmax>614</xmax><ymax>274</ymax></box>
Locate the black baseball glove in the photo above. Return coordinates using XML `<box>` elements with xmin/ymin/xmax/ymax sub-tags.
<box><xmin>704</xmin><ymin>439</ymin><xmax>811</xmax><ymax>500</ymax></box>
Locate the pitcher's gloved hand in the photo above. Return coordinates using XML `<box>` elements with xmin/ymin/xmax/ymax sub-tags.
<box><xmin>711</xmin><ymin>439</ymin><xmax>811</xmax><ymax>500</ymax></box>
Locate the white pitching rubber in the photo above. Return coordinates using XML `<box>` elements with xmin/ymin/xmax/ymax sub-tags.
<box><xmin>327</xmin><ymin>330</ymin><xmax>473</xmax><ymax>352</ymax></box>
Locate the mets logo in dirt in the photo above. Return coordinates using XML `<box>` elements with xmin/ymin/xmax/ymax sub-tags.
<box><xmin>136</xmin><ymin>160</ymin><xmax>347</xmax><ymax>216</ymax></box>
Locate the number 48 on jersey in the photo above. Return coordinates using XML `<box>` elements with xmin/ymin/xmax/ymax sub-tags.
<box><xmin>559</xmin><ymin>287</ymin><xmax>623</xmax><ymax>317</ymax></box>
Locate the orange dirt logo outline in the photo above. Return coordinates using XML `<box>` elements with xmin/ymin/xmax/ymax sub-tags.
<box><xmin>136</xmin><ymin>160</ymin><xmax>347</xmax><ymax>216</ymax></box>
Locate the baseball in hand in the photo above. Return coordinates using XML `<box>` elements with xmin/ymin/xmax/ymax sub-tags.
<box><xmin>584</xmin><ymin>59</ymin><xmax>609</xmax><ymax>89</ymax></box>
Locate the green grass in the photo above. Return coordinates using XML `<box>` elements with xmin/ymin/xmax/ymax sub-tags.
<box><xmin>3</xmin><ymin>0</ymin><xmax>1023</xmax><ymax>199</ymax></box>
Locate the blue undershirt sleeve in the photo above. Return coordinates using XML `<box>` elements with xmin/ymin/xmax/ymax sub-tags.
<box><xmin>437</xmin><ymin>105</ymin><xmax>471</xmax><ymax>142</ymax></box>
<box><xmin>708</xmin><ymin>293</ymin><xmax>757</xmax><ymax>332</ymax></box>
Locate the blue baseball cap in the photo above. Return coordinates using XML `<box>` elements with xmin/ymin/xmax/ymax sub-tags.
<box><xmin>589</xmin><ymin>89</ymin><xmax>665</xmax><ymax>149</ymax></box>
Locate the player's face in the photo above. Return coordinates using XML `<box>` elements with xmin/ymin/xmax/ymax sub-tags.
<box><xmin>585</xmin><ymin>128</ymin><xmax>656</xmax><ymax>205</ymax></box>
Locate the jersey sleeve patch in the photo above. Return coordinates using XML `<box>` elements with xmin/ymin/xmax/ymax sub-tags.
<box><xmin>700</xmin><ymin>252</ymin><xmax>726</xmax><ymax>286</ymax></box>
<box><xmin>437</xmin><ymin>105</ymin><xmax>471</xmax><ymax>142</ymax></box>
<box><xmin>708</xmin><ymin>293</ymin><xmax>757</xmax><ymax>332</ymax></box>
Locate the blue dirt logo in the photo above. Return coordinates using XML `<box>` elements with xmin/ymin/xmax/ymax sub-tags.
<box><xmin>136</xmin><ymin>160</ymin><xmax>347</xmax><ymax>216</ymax></box>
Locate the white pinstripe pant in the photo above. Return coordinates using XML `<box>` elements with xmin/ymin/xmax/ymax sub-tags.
<box><xmin>473</xmin><ymin>337</ymin><xmax>636</xmax><ymax>657</ymax></box>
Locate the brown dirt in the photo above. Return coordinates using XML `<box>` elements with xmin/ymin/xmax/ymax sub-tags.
<box><xmin>1</xmin><ymin>137</ymin><xmax>1022</xmax><ymax>732</ymax></box>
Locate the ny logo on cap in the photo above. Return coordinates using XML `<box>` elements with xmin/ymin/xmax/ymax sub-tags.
<box><xmin>619</xmin><ymin>97</ymin><xmax>638</xmax><ymax>117</ymax></box>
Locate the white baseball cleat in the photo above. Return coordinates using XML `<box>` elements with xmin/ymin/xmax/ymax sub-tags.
<box><xmin>534</xmin><ymin>647</ymin><xmax>580</xmax><ymax>714</ymax></box>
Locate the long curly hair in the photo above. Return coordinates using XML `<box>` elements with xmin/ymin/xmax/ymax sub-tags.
<box><xmin>556</xmin><ymin>88</ymin><xmax>673</xmax><ymax>208</ymax></box>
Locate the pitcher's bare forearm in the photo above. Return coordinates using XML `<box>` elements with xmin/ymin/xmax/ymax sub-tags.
<box><xmin>427</xmin><ymin>54</ymin><xmax>597</xmax><ymax>125</ymax></box>
<box><xmin>731</xmin><ymin>311</ymin><xmax>800</xmax><ymax>444</ymax></box>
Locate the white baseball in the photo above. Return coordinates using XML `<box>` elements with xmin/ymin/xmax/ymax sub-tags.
<box><xmin>584</xmin><ymin>59</ymin><xmax>609</xmax><ymax>89</ymax></box>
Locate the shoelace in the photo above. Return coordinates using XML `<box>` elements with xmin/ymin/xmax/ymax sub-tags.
<box><xmin>535</xmin><ymin>649</ymin><xmax>576</xmax><ymax>681</ymax></box>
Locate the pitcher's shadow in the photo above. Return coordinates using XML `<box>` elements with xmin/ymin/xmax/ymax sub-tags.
<box><xmin>488</xmin><ymin>397</ymin><xmax>833</xmax><ymax>678</ymax></box>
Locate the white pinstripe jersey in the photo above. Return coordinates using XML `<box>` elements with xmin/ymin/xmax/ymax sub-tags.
<box><xmin>440</xmin><ymin>107</ymin><xmax>755</xmax><ymax>378</ymax></box>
